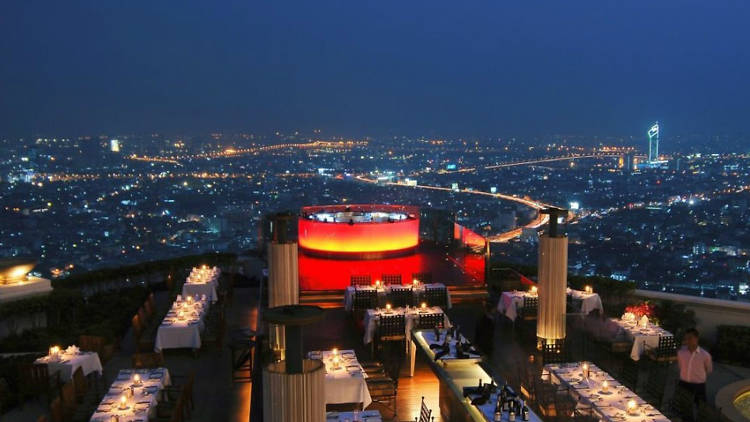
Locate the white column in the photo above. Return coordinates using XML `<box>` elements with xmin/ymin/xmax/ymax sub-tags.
<box><xmin>536</xmin><ymin>235</ymin><xmax>567</xmax><ymax>343</ymax></box>
<box><xmin>268</xmin><ymin>242</ymin><xmax>299</xmax><ymax>359</ymax></box>
<box><xmin>263</xmin><ymin>359</ymin><xmax>325</xmax><ymax>422</ymax></box>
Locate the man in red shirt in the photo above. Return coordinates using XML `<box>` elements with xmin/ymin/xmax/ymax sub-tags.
<box><xmin>677</xmin><ymin>328</ymin><xmax>713</xmax><ymax>405</ymax></box>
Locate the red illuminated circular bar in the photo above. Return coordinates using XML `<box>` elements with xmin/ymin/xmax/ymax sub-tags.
<box><xmin>298</xmin><ymin>204</ymin><xmax>419</xmax><ymax>259</ymax></box>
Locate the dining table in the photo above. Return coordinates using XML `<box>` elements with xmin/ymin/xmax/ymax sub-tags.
<box><xmin>154</xmin><ymin>295</ymin><xmax>210</xmax><ymax>352</ymax></box>
<box><xmin>545</xmin><ymin>362</ymin><xmax>670</xmax><ymax>422</ymax></box>
<box><xmin>567</xmin><ymin>288</ymin><xmax>604</xmax><ymax>315</ymax></box>
<box><xmin>496</xmin><ymin>290</ymin><xmax>535</xmax><ymax>321</ymax></box>
<box><xmin>88</xmin><ymin>367</ymin><xmax>171</xmax><ymax>422</ymax></box>
<box><xmin>35</xmin><ymin>347</ymin><xmax>103</xmax><ymax>381</ymax></box>
<box><xmin>607</xmin><ymin>317</ymin><xmax>673</xmax><ymax>360</ymax></box>
<box><xmin>344</xmin><ymin>283</ymin><xmax>452</xmax><ymax>311</ymax></box>
<box><xmin>309</xmin><ymin>349</ymin><xmax>372</xmax><ymax>409</ymax></box>
<box><xmin>182</xmin><ymin>270</ymin><xmax>219</xmax><ymax>303</ymax></box>
<box><xmin>362</xmin><ymin>306</ymin><xmax>451</xmax><ymax>345</ymax></box>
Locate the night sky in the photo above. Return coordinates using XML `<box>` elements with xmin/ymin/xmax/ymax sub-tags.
<box><xmin>1</xmin><ymin>1</ymin><xmax>748</xmax><ymax>137</ymax></box>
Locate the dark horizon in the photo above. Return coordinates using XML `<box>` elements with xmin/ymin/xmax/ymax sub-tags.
<box><xmin>1</xmin><ymin>1</ymin><xmax>749</xmax><ymax>138</ymax></box>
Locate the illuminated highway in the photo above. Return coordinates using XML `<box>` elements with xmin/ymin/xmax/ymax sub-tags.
<box><xmin>355</xmin><ymin>175</ymin><xmax>553</xmax><ymax>243</ymax></box>
<box><xmin>438</xmin><ymin>152</ymin><xmax>624</xmax><ymax>174</ymax></box>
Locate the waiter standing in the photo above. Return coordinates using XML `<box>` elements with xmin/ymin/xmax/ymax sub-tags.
<box><xmin>677</xmin><ymin>328</ymin><xmax>713</xmax><ymax>405</ymax></box>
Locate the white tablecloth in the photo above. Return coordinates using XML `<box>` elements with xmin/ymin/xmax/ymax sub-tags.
<box><xmin>154</xmin><ymin>297</ymin><xmax>209</xmax><ymax>351</ymax></box>
<box><xmin>607</xmin><ymin>319</ymin><xmax>673</xmax><ymax>360</ymax></box>
<box><xmin>567</xmin><ymin>289</ymin><xmax>604</xmax><ymax>315</ymax></box>
<box><xmin>344</xmin><ymin>283</ymin><xmax>452</xmax><ymax>311</ymax></box>
<box><xmin>182</xmin><ymin>281</ymin><xmax>218</xmax><ymax>303</ymax></box>
<box><xmin>89</xmin><ymin>368</ymin><xmax>171</xmax><ymax>422</ymax></box>
<box><xmin>497</xmin><ymin>291</ymin><xmax>533</xmax><ymax>321</ymax></box>
<box><xmin>363</xmin><ymin>306</ymin><xmax>451</xmax><ymax>345</ymax></box>
<box><xmin>35</xmin><ymin>351</ymin><xmax>103</xmax><ymax>381</ymax></box>
<box><xmin>309</xmin><ymin>350</ymin><xmax>372</xmax><ymax>408</ymax></box>
<box><xmin>545</xmin><ymin>363</ymin><xmax>670</xmax><ymax>422</ymax></box>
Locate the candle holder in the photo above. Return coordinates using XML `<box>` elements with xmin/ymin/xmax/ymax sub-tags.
<box><xmin>119</xmin><ymin>395</ymin><xmax>128</xmax><ymax>410</ymax></box>
<box><xmin>582</xmin><ymin>362</ymin><xmax>590</xmax><ymax>379</ymax></box>
<box><xmin>332</xmin><ymin>355</ymin><xmax>341</xmax><ymax>370</ymax></box>
<box><xmin>602</xmin><ymin>380</ymin><xmax>609</xmax><ymax>392</ymax></box>
<box><xmin>374</xmin><ymin>280</ymin><xmax>381</xmax><ymax>288</ymax></box>
<box><xmin>385</xmin><ymin>303</ymin><xmax>392</xmax><ymax>312</ymax></box>
<box><xmin>421</xmin><ymin>302</ymin><xmax>427</xmax><ymax>310</ymax></box>
<box><xmin>585</xmin><ymin>285</ymin><xmax>593</xmax><ymax>294</ymax></box>
<box><xmin>530</xmin><ymin>286</ymin><xmax>538</xmax><ymax>295</ymax></box>
<box><xmin>133</xmin><ymin>374</ymin><xmax>141</xmax><ymax>385</ymax></box>
<box><xmin>626</xmin><ymin>399</ymin><xmax>637</xmax><ymax>415</ymax></box>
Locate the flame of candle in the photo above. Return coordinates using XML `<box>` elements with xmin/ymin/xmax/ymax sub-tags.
<box><xmin>421</xmin><ymin>302</ymin><xmax>427</xmax><ymax>309</ymax></box>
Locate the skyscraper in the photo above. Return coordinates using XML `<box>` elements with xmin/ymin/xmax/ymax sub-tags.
<box><xmin>647</xmin><ymin>122</ymin><xmax>659</xmax><ymax>163</ymax></box>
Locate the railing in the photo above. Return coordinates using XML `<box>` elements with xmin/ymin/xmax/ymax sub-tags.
<box><xmin>632</xmin><ymin>289</ymin><xmax>750</xmax><ymax>343</ymax></box>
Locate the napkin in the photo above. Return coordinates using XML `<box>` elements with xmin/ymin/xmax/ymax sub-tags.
<box><xmin>201</xmin><ymin>294</ymin><xmax>207</xmax><ymax>301</ymax></box>
<box><xmin>621</xmin><ymin>312</ymin><xmax>635</xmax><ymax>322</ymax></box>
<box><xmin>176</xmin><ymin>294</ymin><xmax>182</xmax><ymax>301</ymax></box>
<box><xmin>65</xmin><ymin>345</ymin><xmax>80</xmax><ymax>355</ymax></box>
<box><xmin>639</xmin><ymin>315</ymin><xmax>649</xmax><ymax>327</ymax></box>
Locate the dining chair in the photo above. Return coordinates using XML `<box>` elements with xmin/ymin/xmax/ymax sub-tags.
<box><xmin>381</xmin><ymin>273</ymin><xmax>402</xmax><ymax>286</ymax></box>
<box><xmin>424</xmin><ymin>287</ymin><xmax>447</xmax><ymax>308</ymax></box>
<box><xmin>132</xmin><ymin>351</ymin><xmax>165</xmax><ymax>369</ymax></box>
<box><xmin>350</xmin><ymin>275</ymin><xmax>372</xmax><ymax>287</ymax></box>
<box><xmin>417</xmin><ymin>312</ymin><xmax>444</xmax><ymax>330</ymax></box>
<box><xmin>389</xmin><ymin>287</ymin><xmax>413</xmax><ymax>307</ymax></box>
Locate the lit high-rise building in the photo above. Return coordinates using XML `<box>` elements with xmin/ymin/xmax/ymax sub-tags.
<box><xmin>110</xmin><ymin>139</ymin><xmax>120</xmax><ymax>153</ymax></box>
<box><xmin>647</xmin><ymin>122</ymin><xmax>659</xmax><ymax>163</ymax></box>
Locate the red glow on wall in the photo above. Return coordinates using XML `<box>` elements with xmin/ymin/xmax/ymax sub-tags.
<box><xmin>298</xmin><ymin>206</ymin><xmax>419</xmax><ymax>255</ymax></box>
<box><xmin>453</xmin><ymin>223</ymin><xmax>487</xmax><ymax>249</ymax></box>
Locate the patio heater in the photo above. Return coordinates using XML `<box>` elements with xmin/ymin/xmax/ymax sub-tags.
<box><xmin>536</xmin><ymin>207</ymin><xmax>568</xmax><ymax>349</ymax></box>
<box><xmin>263</xmin><ymin>305</ymin><xmax>326</xmax><ymax>422</ymax></box>
<box><xmin>268</xmin><ymin>213</ymin><xmax>299</xmax><ymax>360</ymax></box>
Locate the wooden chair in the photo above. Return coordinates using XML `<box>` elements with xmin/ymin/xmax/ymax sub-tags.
<box><xmin>350</xmin><ymin>275</ymin><xmax>372</xmax><ymax>287</ymax></box>
<box><xmin>230</xmin><ymin>337</ymin><xmax>254</xmax><ymax>383</ymax></box>
<box><xmin>389</xmin><ymin>287</ymin><xmax>413</xmax><ymax>307</ymax></box>
<box><xmin>60</xmin><ymin>381</ymin><xmax>77</xmax><ymax>420</ymax></box>
<box><xmin>72</xmin><ymin>367</ymin><xmax>87</xmax><ymax>403</ymax></box>
<box><xmin>132</xmin><ymin>351</ymin><xmax>165</xmax><ymax>369</ymax></box>
<box><xmin>50</xmin><ymin>397</ymin><xmax>64</xmax><ymax>422</ymax></box>
<box><xmin>161</xmin><ymin>371</ymin><xmax>195</xmax><ymax>419</ymax></box>
<box><xmin>619</xmin><ymin>358</ymin><xmax>640</xmax><ymax>392</ymax></box>
<box><xmin>366</xmin><ymin>376</ymin><xmax>397</xmax><ymax>419</ymax></box>
<box><xmin>381</xmin><ymin>273</ymin><xmax>402</xmax><ymax>286</ymax></box>
<box><xmin>203</xmin><ymin>312</ymin><xmax>226</xmax><ymax>351</ymax></box>
<box><xmin>645</xmin><ymin>336</ymin><xmax>678</xmax><ymax>364</ymax></box>
<box><xmin>17</xmin><ymin>363</ymin><xmax>59</xmax><ymax>404</ymax></box>
<box><xmin>156</xmin><ymin>390</ymin><xmax>184</xmax><ymax>422</ymax></box>
<box><xmin>417</xmin><ymin>312</ymin><xmax>444</xmax><ymax>329</ymax></box>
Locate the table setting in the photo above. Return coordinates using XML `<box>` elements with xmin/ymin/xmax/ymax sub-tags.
<box><xmin>496</xmin><ymin>289</ymin><xmax>536</xmax><ymax>321</ymax></box>
<box><xmin>344</xmin><ymin>281</ymin><xmax>451</xmax><ymax>311</ymax></box>
<box><xmin>89</xmin><ymin>367</ymin><xmax>171</xmax><ymax>422</ymax></box>
<box><xmin>607</xmin><ymin>314</ymin><xmax>673</xmax><ymax>360</ymax></box>
<box><xmin>545</xmin><ymin>362</ymin><xmax>670</xmax><ymax>422</ymax></box>
<box><xmin>308</xmin><ymin>349</ymin><xmax>372</xmax><ymax>408</ymax></box>
<box><xmin>421</xmin><ymin>328</ymin><xmax>481</xmax><ymax>361</ymax></box>
<box><xmin>35</xmin><ymin>344</ymin><xmax>103</xmax><ymax>381</ymax></box>
<box><xmin>154</xmin><ymin>294</ymin><xmax>209</xmax><ymax>352</ymax></box>
<box><xmin>362</xmin><ymin>304</ymin><xmax>450</xmax><ymax>345</ymax></box>
<box><xmin>182</xmin><ymin>266</ymin><xmax>220</xmax><ymax>303</ymax></box>
<box><xmin>567</xmin><ymin>286</ymin><xmax>604</xmax><ymax>315</ymax></box>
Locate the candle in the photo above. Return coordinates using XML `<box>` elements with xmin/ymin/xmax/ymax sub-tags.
<box><xmin>375</xmin><ymin>280</ymin><xmax>381</xmax><ymax>288</ymax></box>
<box><xmin>413</xmin><ymin>278</ymin><xmax>419</xmax><ymax>286</ymax></box>
<box><xmin>582</xmin><ymin>362</ymin><xmax>589</xmax><ymax>378</ymax></box>
<box><xmin>178</xmin><ymin>310</ymin><xmax>185</xmax><ymax>319</ymax></box>
<box><xmin>332</xmin><ymin>348</ymin><xmax>338</xmax><ymax>356</ymax></box>
<box><xmin>385</xmin><ymin>303</ymin><xmax>392</xmax><ymax>311</ymax></box>
<box><xmin>134</xmin><ymin>373</ymin><xmax>141</xmax><ymax>384</ymax></box>
<box><xmin>187</xmin><ymin>295</ymin><xmax>193</xmax><ymax>303</ymax></box>
<box><xmin>119</xmin><ymin>395</ymin><xmax>127</xmax><ymax>409</ymax></box>
<box><xmin>602</xmin><ymin>380</ymin><xmax>609</xmax><ymax>392</ymax></box>
<box><xmin>332</xmin><ymin>355</ymin><xmax>341</xmax><ymax>369</ymax></box>
<box><xmin>627</xmin><ymin>399</ymin><xmax>637</xmax><ymax>414</ymax></box>
<box><xmin>585</xmin><ymin>285</ymin><xmax>593</xmax><ymax>294</ymax></box>
<box><xmin>530</xmin><ymin>286</ymin><xmax>538</xmax><ymax>294</ymax></box>
<box><xmin>421</xmin><ymin>302</ymin><xmax>427</xmax><ymax>310</ymax></box>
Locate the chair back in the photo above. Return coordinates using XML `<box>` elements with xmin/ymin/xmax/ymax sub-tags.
<box><xmin>542</xmin><ymin>342</ymin><xmax>565</xmax><ymax>364</ymax></box>
<box><xmin>382</xmin><ymin>274</ymin><xmax>402</xmax><ymax>286</ymax></box>
<box><xmin>350</xmin><ymin>275</ymin><xmax>371</xmax><ymax>287</ymax></box>
<box><xmin>389</xmin><ymin>287</ymin><xmax>413</xmax><ymax>307</ymax></box>
<box><xmin>425</xmin><ymin>287</ymin><xmax>447</xmax><ymax>308</ymax></box>
<box><xmin>79</xmin><ymin>335</ymin><xmax>105</xmax><ymax>354</ymax></box>
<box><xmin>522</xmin><ymin>296</ymin><xmax>538</xmax><ymax>311</ymax></box>
<box><xmin>378</xmin><ymin>314</ymin><xmax>405</xmax><ymax>338</ymax></box>
<box><xmin>656</xmin><ymin>336</ymin><xmax>677</xmax><ymax>357</ymax></box>
<box><xmin>50</xmin><ymin>397</ymin><xmax>64</xmax><ymax>422</ymax></box>
<box><xmin>132</xmin><ymin>352</ymin><xmax>165</xmax><ymax>369</ymax></box>
<box><xmin>132</xmin><ymin>314</ymin><xmax>143</xmax><ymax>338</ymax></box>
<box><xmin>60</xmin><ymin>381</ymin><xmax>76</xmax><ymax>411</ymax></box>
<box><xmin>353</xmin><ymin>289</ymin><xmax>377</xmax><ymax>311</ymax></box>
<box><xmin>417</xmin><ymin>313</ymin><xmax>444</xmax><ymax>329</ymax></box>
<box><xmin>72</xmin><ymin>367</ymin><xmax>87</xmax><ymax>400</ymax></box>
<box><xmin>418</xmin><ymin>396</ymin><xmax>432</xmax><ymax>422</ymax></box>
